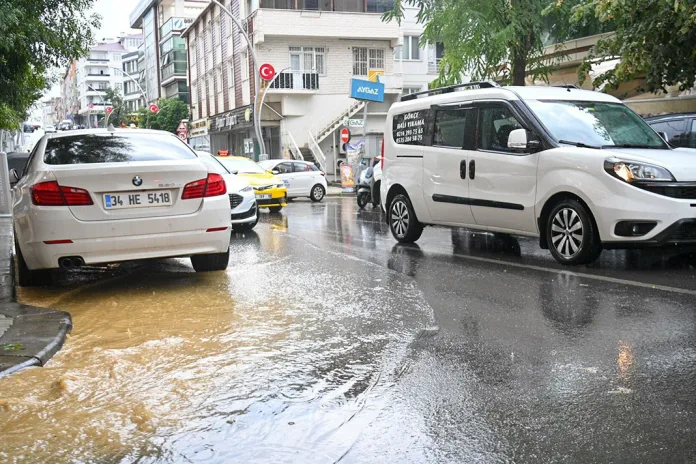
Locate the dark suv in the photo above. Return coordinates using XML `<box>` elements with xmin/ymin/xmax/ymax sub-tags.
<box><xmin>645</xmin><ymin>113</ymin><xmax>696</xmax><ymax>148</ymax></box>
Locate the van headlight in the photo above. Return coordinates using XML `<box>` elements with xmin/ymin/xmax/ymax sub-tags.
<box><xmin>604</xmin><ymin>159</ymin><xmax>674</xmax><ymax>183</ymax></box>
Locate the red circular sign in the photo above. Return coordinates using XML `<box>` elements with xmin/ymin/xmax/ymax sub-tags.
<box><xmin>89</xmin><ymin>103</ymin><xmax>94</xmax><ymax>109</ymax></box>
<box><xmin>340</xmin><ymin>128</ymin><xmax>351</xmax><ymax>144</ymax></box>
<box><xmin>149</xmin><ymin>103</ymin><xmax>159</xmax><ymax>113</ymax></box>
<box><xmin>259</xmin><ymin>63</ymin><xmax>275</xmax><ymax>81</ymax></box>
<box><xmin>177</xmin><ymin>131</ymin><xmax>188</xmax><ymax>141</ymax></box>
<box><xmin>106</xmin><ymin>106</ymin><xmax>113</xmax><ymax>114</ymax></box>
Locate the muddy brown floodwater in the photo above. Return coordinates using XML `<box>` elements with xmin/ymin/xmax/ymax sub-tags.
<box><xmin>0</xmin><ymin>230</ymin><xmax>435</xmax><ymax>463</ymax></box>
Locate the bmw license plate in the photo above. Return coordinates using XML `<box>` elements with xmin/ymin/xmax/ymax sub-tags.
<box><xmin>103</xmin><ymin>190</ymin><xmax>172</xmax><ymax>209</ymax></box>
<box><xmin>256</xmin><ymin>194</ymin><xmax>272</xmax><ymax>200</ymax></box>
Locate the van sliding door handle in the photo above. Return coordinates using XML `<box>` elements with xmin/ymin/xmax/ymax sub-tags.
<box><xmin>469</xmin><ymin>160</ymin><xmax>476</xmax><ymax>179</ymax></box>
<box><xmin>460</xmin><ymin>160</ymin><xmax>467</xmax><ymax>179</ymax></box>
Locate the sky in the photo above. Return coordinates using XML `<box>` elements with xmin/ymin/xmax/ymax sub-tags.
<box><xmin>36</xmin><ymin>0</ymin><xmax>141</xmax><ymax>112</ymax></box>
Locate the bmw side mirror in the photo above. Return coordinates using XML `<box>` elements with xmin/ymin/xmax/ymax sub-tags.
<box><xmin>658</xmin><ymin>131</ymin><xmax>669</xmax><ymax>143</ymax></box>
<box><xmin>9</xmin><ymin>168</ymin><xmax>21</xmax><ymax>183</ymax></box>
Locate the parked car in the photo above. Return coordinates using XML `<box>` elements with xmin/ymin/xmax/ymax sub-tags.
<box><xmin>214</xmin><ymin>155</ymin><xmax>287</xmax><ymax>213</ymax></box>
<box><xmin>196</xmin><ymin>152</ymin><xmax>258</xmax><ymax>231</ymax></box>
<box><xmin>12</xmin><ymin>129</ymin><xmax>232</xmax><ymax>286</ymax></box>
<box><xmin>6</xmin><ymin>152</ymin><xmax>30</xmax><ymax>186</ymax></box>
<box><xmin>58</xmin><ymin>120</ymin><xmax>72</xmax><ymax>131</ymax></box>
<box><xmin>381</xmin><ymin>82</ymin><xmax>696</xmax><ymax>265</ymax></box>
<box><xmin>644</xmin><ymin>113</ymin><xmax>696</xmax><ymax>148</ymax></box>
<box><xmin>44</xmin><ymin>125</ymin><xmax>57</xmax><ymax>134</ymax></box>
<box><xmin>258</xmin><ymin>159</ymin><xmax>328</xmax><ymax>202</ymax></box>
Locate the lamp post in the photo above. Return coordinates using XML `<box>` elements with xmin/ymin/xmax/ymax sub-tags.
<box><xmin>209</xmin><ymin>0</ymin><xmax>266</xmax><ymax>156</ymax></box>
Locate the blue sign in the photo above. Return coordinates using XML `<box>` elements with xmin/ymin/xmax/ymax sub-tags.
<box><xmin>350</xmin><ymin>78</ymin><xmax>385</xmax><ymax>103</ymax></box>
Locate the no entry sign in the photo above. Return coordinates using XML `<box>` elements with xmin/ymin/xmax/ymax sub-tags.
<box><xmin>149</xmin><ymin>103</ymin><xmax>159</xmax><ymax>113</ymax></box>
<box><xmin>106</xmin><ymin>106</ymin><xmax>113</xmax><ymax>114</ymax></box>
<box><xmin>340</xmin><ymin>127</ymin><xmax>350</xmax><ymax>144</ymax></box>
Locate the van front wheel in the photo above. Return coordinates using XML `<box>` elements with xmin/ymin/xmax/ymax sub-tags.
<box><xmin>545</xmin><ymin>199</ymin><xmax>601</xmax><ymax>265</ymax></box>
<box><xmin>389</xmin><ymin>194</ymin><xmax>423</xmax><ymax>243</ymax></box>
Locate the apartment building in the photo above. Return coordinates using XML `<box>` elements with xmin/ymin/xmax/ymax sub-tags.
<box><xmin>183</xmin><ymin>0</ymin><xmax>402</xmax><ymax>170</ymax></box>
<box><xmin>129</xmin><ymin>0</ymin><xmax>207</xmax><ymax>104</ymax></box>
<box><xmin>395</xmin><ymin>6</ymin><xmax>442</xmax><ymax>95</ymax></box>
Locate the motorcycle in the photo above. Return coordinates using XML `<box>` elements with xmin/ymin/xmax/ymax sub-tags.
<box><xmin>356</xmin><ymin>166</ymin><xmax>376</xmax><ymax>209</ymax></box>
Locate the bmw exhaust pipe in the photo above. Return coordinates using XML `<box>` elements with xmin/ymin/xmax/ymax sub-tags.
<box><xmin>59</xmin><ymin>257</ymin><xmax>84</xmax><ymax>269</ymax></box>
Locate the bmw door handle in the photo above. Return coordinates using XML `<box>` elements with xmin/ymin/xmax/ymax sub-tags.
<box><xmin>460</xmin><ymin>160</ymin><xmax>467</xmax><ymax>179</ymax></box>
<box><xmin>469</xmin><ymin>160</ymin><xmax>475</xmax><ymax>179</ymax></box>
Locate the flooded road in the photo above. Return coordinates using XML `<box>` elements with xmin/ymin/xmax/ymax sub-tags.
<box><xmin>0</xmin><ymin>222</ymin><xmax>435</xmax><ymax>463</ymax></box>
<box><xmin>2</xmin><ymin>198</ymin><xmax>696</xmax><ymax>463</ymax></box>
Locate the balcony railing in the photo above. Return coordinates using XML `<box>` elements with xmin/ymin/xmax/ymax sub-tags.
<box><xmin>269</xmin><ymin>72</ymin><xmax>319</xmax><ymax>90</ymax></box>
<box><xmin>428</xmin><ymin>59</ymin><xmax>441</xmax><ymax>74</ymax></box>
<box><xmin>162</xmin><ymin>62</ymin><xmax>187</xmax><ymax>81</ymax></box>
<box><xmin>259</xmin><ymin>0</ymin><xmax>393</xmax><ymax>13</ymax></box>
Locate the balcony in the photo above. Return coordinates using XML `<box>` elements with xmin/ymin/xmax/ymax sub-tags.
<box><xmin>251</xmin><ymin>8</ymin><xmax>399</xmax><ymax>44</ymax></box>
<box><xmin>268</xmin><ymin>72</ymin><xmax>320</xmax><ymax>91</ymax></box>
<box><xmin>428</xmin><ymin>59</ymin><xmax>441</xmax><ymax>74</ymax></box>
<box><xmin>161</xmin><ymin>61</ymin><xmax>187</xmax><ymax>83</ymax></box>
<box><xmin>159</xmin><ymin>17</ymin><xmax>195</xmax><ymax>41</ymax></box>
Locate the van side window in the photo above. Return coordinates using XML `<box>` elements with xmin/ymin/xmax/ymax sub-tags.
<box><xmin>433</xmin><ymin>109</ymin><xmax>468</xmax><ymax>148</ymax></box>
<box><xmin>478</xmin><ymin>106</ymin><xmax>524</xmax><ymax>153</ymax></box>
<box><xmin>392</xmin><ymin>110</ymin><xmax>426</xmax><ymax>145</ymax></box>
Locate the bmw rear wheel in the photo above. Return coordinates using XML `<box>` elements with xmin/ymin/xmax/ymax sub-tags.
<box><xmin>546</xmin><ymin>199</ymin><xmax>601</xmax><ymax>265</ymax></box>
<box><xmin>389</xmin><ymin>194</ymin><xmax>423</xmax><ymax>243</ymax></box>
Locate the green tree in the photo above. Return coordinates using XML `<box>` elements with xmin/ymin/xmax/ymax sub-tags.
<box><xmin>0</xmin><ymin>0</ymin><xmax>100</xmax><ymax>129</ymax></box>
<box><xmin>570</xmin><ymin>0</ymin><xmax>696</xmax><ymax>93</ymax></box>
<box><xmin>103</xmin><ymin>87</ymin><xmax>126</xmax><ymax>127</ymax></box>
<box><xmin>384</xmin><ymin>0</ymin><xmax>609</xmax><ymax>86</ymax></box>
<box><xmin>154</xmin><ymin>98</ymin><xmax>189</xmax><ymax>134</ymax></box>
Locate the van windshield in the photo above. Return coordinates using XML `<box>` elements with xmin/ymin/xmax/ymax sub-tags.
<box><xmin>525</xmin><ymin>100</ymin><xmax>667</xmax><ymax>149</ymax></box>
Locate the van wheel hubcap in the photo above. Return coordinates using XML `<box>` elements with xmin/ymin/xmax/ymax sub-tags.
<box><xmin>551</xmin><ymin>208</ymin><xmax>583</xmax><ymax>258</ymax></box>
<box><xmin>391</xmin><ymin>201</ymin><xmax>409</xmax><ymax>237</ymax></box>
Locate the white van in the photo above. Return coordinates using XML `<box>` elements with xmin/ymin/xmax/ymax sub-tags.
<box><xmin>381</xmin><ymin>82</ymin><xmax>696</xmax><ymax>265</ymax></box>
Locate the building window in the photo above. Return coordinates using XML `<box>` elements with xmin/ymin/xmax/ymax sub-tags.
<box><xmin>403</xmin><ymin>87</ymin><xmax>422</xmax><ymax>95</ymax></box>
<box><xmin>216</xmin><ymin>65</ymin><xmax>223</xmax><ymax>90</ymax></box>
<box><xmin>352</xmin><ymin>47</ymin><xmax>367</xmax><ymax>76</ymax></box>
<box><xmin>190</xmin><ymin>38</ymin><xmax>197</xmax><ymax>63</ymax></box>
<box><xmin>212</xmin><ymin>19</ymin><xmax>220</xmax><ymax>47</ymax></box>
<box><xmin>227</xmin><ymin>59</ymin><xmax>235</xmax><ymax>88</ymax></box>
<box><xmin>241</xmin><ymin>52</ymin><xmax>249</xmax><ymax>81</ymax></box>
<box><xmin>289</xmin><ymin>46</ymin><xmax>326</xmax><ymax>75</ymax></box>
<box><xmin>396</xmin><ymin>36</ymin><xmax>420</xmax><ymax>60</ymax></box>
<box><xmin>192</xmin><ymin>81</ymin><xmax>198</xmax><ymax>105</ymax></box>
<box><xmin>366</xmin><ymin>0</ymin><xmax>393</xmax><ymax>12</ymax></box>
<box><xmin>428</xmin><ymin>42</ymin><xmax>445</xmax><ymax>74</ymax></box>
<box><xmin>369</xmin><ymin>49</ymin><xmax>385</xmax><ymax>71</ymax></box>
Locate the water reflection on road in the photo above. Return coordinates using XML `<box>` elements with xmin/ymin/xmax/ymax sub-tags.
<box><xmin>0</xmin><ymin>229</ymin><xmax>435</xmax><ymax>463</ymax></box>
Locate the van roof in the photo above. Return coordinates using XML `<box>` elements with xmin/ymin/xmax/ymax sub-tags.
<box><xmin>391</xmin><ymin>85</ymin><xmax>621</xmax><ymax>113</ymax></box>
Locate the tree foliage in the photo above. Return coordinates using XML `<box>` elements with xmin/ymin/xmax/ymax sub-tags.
<box><xmin>103</xmin><ymin>87</ymin><xmax>126</xmax><ymax>127</ymax></box>
<box><xmin>384</xmin><ymin>0</ymin><xmax>610</xmax><ymax>86</ymax></box>
<box><xmin>0</xmin><ymin>0</ymin><xmax>100</xmax><ymax>130</ymax></box>
<box><xmin>153</xmin><ymin>98</ymin><xmax>190</xmax><ymax>134</ymax></box>
<box><xmin>569</xmin><ymin>0</ymin><xmax>696</xmax><ymax>93</ymax></box>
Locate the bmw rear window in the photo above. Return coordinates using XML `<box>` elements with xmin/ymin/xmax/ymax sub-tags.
<box><xmin>43</xmin><ymin>133</ymin><xmax>197</xmax><ymax>165</ymax></box>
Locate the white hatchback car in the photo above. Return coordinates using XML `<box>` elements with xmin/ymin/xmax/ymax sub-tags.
<box><xmin>382</xmin><ymin>83</ymin><xmax>696</xmax><ymax>265</ymax></box>
<box><xmin>196</xmin><ymin>152</ymin><xmax>259</xmax><ymax>231</ymax></box>
<box><xmin>12</xmin><ymin>129</ymin><xmax>232</xmax><ymax>286</ymax></box>
<box><xmin>258</xmin><ymin>159</ymin><xmax>328</xmax><ymax>202</ymax></box>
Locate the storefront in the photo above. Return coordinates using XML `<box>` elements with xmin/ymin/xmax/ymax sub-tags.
<box><xmin>188</xmin><ymin>118</ymin><xmax>210</xmax><ymax>152</ymax></box>
<box><xmin>209</xmin><ymin>106</ymin><xmax>257</xmax><ymax>159</ymax></box>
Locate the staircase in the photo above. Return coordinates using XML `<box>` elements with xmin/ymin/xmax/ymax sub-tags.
<box><xmin>312</xmin><ymin>100</ymin><xmax>366</xmax><ymax>145</ymax></box>
<box><xmin>300</xmin><ymin>147</ymin><xmax>315</xmax><ymax>164</ymax></box>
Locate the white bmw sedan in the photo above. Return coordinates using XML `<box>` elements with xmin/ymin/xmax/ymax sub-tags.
<box><xmin>12</xmin><ymin>129</ymin><xmax>232</xmax><ymax>286</ymax></box>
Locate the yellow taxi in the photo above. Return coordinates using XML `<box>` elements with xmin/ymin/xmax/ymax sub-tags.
<box><xmin>215</xmin><ymin>155</ymin><xmax>287</xmax><ymax>213</ymax></box>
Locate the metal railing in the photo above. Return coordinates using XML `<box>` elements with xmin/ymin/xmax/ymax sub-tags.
<box><xmin>428</xmin><ymin>59</ymin><xmax>441</xmax><ymax>74</ymax></box>
<box><xmin>286</xmin><ymin>131</ymin><xmax>304</xmax><ymax>161</ymax></box>
<box><xmin>269</xmin><ymin>72</ymin><xmax>319</xmax><ymax>90</ymax></box>
<box><xmin>162</xmin><ymin>62</ymin><xmax>187</xmax><ymax>81</ymax></box>
<box><xmin>307</xmin><ymin>130</ymin><xmax>326</xmax><ymax>171</ymax></box>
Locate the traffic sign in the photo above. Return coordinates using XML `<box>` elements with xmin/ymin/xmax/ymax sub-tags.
<box><xmin>340</xmin><ymin>127</ymin><xmax>351</xmax><ymax>144</ymax></box>
<box><xmin>177</xmin><ymin>121</ymin><xmax>187</xmax><ymax>131</ymax></box>
<box><xmin>89</xmin><ymin>103</ymin><xmax>94</xmax><ymax>109</ymax></box>
<box><xmin>259</xmin><ymin>63</ymin><xmax>275</xmax><ymax>81</ymax></box>
<box><xmin>177</xmin><ymin>131</ymin><xmax>188</xmax><ymax>141</ymax></box>
<box><xmin>106</xmin><ymin>106</ymin><xmax>113</xmax><ymax>114</ymax></box>
<box><xmin>149</xmin><ymin>103</ymin><xmax>159</xmax><ymax>113</ymax></box>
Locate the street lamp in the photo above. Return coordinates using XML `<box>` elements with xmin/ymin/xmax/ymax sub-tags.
<box><xmin>209</xmin><ymin>0</ymin><xmax>266</xmax><ymax>156</ymax></box>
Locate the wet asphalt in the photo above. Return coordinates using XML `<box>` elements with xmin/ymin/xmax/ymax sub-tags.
<box><xmin>4</xmin><ymin>197</ymin><xmax>696</xmax><ymax>463</ymax></box>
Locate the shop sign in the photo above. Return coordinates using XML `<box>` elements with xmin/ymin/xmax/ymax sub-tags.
<box><xmin>189</xmin><ymin>118</ymin><xmax>209</xmax><ymax>137</ymax></box>
<box><xmin>244</xmin><ymin>138</ymin><xmax>254</xmax><ymax>155</ymax></box>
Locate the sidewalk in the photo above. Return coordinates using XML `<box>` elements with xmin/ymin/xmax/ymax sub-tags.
<box><xmin>0</xmin><ymin>217</ymin><xmax>72</xmax><ymax>378</ymax></box>
<box><xmin>326</xmin><ymin>185</ymin><xmax>355</xmax><ymax>197</ymax></box>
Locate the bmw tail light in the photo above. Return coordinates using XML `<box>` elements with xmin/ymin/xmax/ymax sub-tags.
<box><xmin>182</xmin><ymin>174</ymin><xmax>227</xmax><ymax>199</ymax></box>
<box><xmin>32</xmin><ymin>181</ymin><xmax>93</xmax><ymax>206</ymax></box>
<box><xmin>204</xmin><ymin>173</ymin><xmax>226</xmax><ymax>197</ymax></box>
